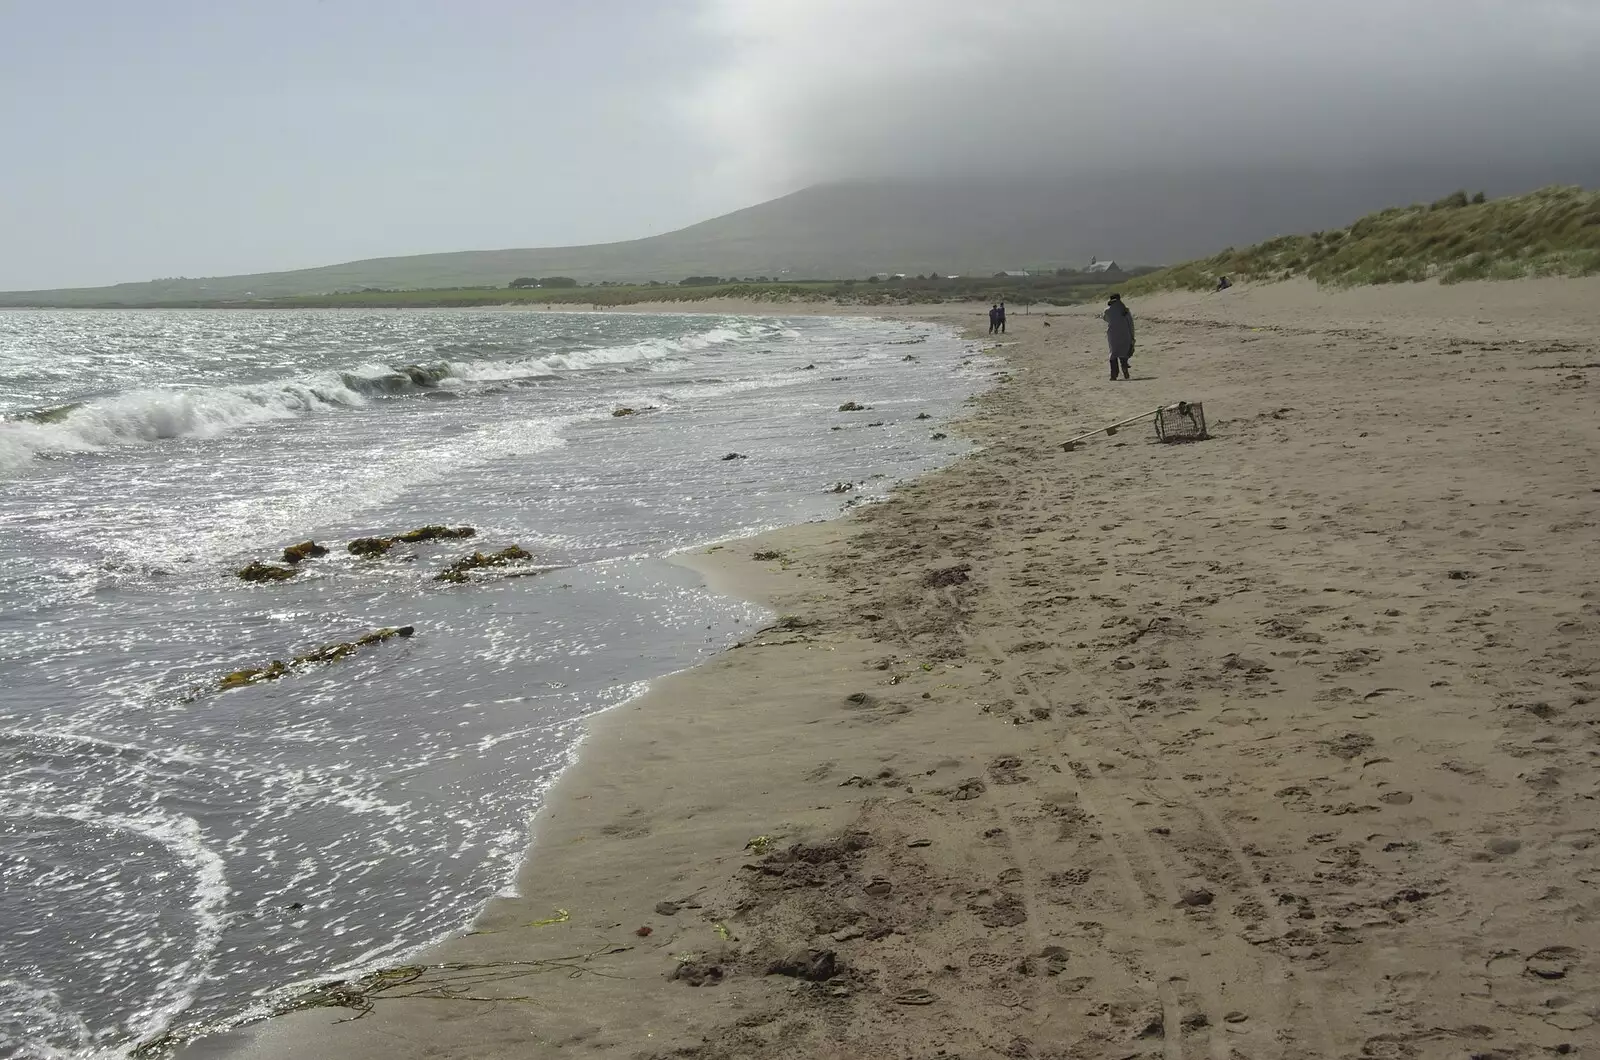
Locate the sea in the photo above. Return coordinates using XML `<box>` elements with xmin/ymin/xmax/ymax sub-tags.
<box><xmin>0</xmin><ymin>307</ymin><xmax>986</xmax><ymax>1058</ymax></box>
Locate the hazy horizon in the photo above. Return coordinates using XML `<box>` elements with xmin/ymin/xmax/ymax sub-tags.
<box><xmin>3</xmin><ymin>0</ymin><xmax>1598</xmax><ymax>290</ymax></box>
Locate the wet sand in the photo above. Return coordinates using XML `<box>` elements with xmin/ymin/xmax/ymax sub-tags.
<box><xmin>212</xmin><ymin>278</ymin><xmax>1600</xmax><ymax>1059</ymax></box>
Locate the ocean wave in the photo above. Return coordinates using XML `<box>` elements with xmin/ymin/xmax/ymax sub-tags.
<box><xmin>0</xmin><ymin>383</ymin><xmax>356</xmax><ymax>472</ymax></box>
<box><xmin>0</xmin><ymin>324</ymin><xmax>755</xmax><ymax>473</ymax></box>
<box><xmin>444</xmin><ymin>325</ymin><xmax>748</xmax><ymax>382</ymax></box>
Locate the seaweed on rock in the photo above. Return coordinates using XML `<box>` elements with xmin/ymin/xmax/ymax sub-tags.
<box><xmin>434</xmin><ymin>546</ymin><xmax>534</xmax><ymax>584</ymax></box>
<box><xmin>216</xmin><ymin>626</ymin><xmax>415</xmax><ymax>691</ymax></box>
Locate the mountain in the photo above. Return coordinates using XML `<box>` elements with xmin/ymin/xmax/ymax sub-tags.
<box><xmin>6</xmin><ymin>156</ymin><xmax>1600</xmax><ymax>305</ymax></box>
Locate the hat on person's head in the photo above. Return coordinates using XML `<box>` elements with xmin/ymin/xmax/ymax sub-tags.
<box><xmin>1108</xmin><ymin>293</ymin><xmax>1122</xmax><ymax>302</ymax></box>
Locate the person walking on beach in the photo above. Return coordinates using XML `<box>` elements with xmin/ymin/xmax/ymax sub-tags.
<box><xmin>988</xmin><ymin>304</ymin><xmax>1000</xmax><ymax>334</ymax></box>
<box><xmin>996</xmin><ymin>302</ymin><xmax>1007</xmax><ymax>334</ymax></box>
<box><xmin>1104</xmin><ymin>293</ymin><xmax>1135</xmax><ymax>380</ymax></box>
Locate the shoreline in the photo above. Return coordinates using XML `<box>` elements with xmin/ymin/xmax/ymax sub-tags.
<box><xmin>173</xmin><ymin>306</ymin><xmax>993</xmax><ymax>1059</ymax></box>
<box><xmin>195</xmin><ymin>280</ymin><xmax>1600</xmax><ymax>1059</ymax></box>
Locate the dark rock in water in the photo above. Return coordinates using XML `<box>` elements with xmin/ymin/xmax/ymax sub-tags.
<box><xmin>421</xmin><ymin>390</ymin><xmax>461</xmax><ymax>400</ymax></box>
<box><xmin>435</xmin><ymin>545</ymin><xmax>534</xmax><ymax>584</ymax></box>
<box><xmin>931</xmin><ymin>432</ymin><xmax>948</xmax><ymax>440</ymax></box>
<box><xmin>826</xmin><ymin>482</ymin><xmax>856</xmax><ymax>494</ymax></box>
<box><xmin>401</xmin><ymin>364</ymin><xmax>443</xmax><ymax>387</ymax></box>
<box><xmin>293</xmin><ymin>626</ymin><xmax>415</xmax><ymax>666</ymax></box>
<box><xmin>801</xmin><ymin>363</ymin><xmax>816</xmax><ymax>370</ymax></box>
<box><xmin>916</xmin><ymin>412</ymin><xmax>932</xmax><ymax>420</ymax></box>
<box><xmin>219</xmin><ymin>661</ymin><xmax>288</xmax><ymax>689</ymax></box>
<box><xmin>23</xmin><ymin>402</ymin><xmax>84</xmax><ymax>424</ymax></box>
<box><xmin>721</xmin><ymin>452</ymin><xmax>746</xmax><ymax>461</ymax></box>
<box><xmin>395</xmin><ymin>525</ymin><xmax>476</xmax><ymax>544</ymax></box>
<box><xmin>902</xmin><ymin>354</ymin><xmax>916</xmax><ymax>361</ymax></box>
<box><xmin>218</xmin><ymin>626</ymin><xmax>415</xmax><ymax>691</ymax></box>
<box><xmin>837</xmin><ymin>401</ymin><xmax>869</xmax><ymax>412</ymax></box>
<box><xmin>767</xmin><ymin>947</ymin><xmax>840</xmax><ymax>981</ymax></box>
<box><xmin>613</xmin><ymin>407</ymin><xmax>637</xmax><ymax>417</ymax></box>
<box><xmin>348</xmin><ymin>536</ymin><xmax>396</xmax><ymax>558</ymax></box>
<box><xmin>281</xmin><ymin>541</ymin><xmax>328</xmax><ymax>565</ymax></box>
<box><xmin>237</xmin><ymin>561</ymin><xmax>299</xmax><ymax>583</ymax></box>
<box><xmin>347</xmin><ymin>527</ymin><xmax>473</xmax><ymax>558</ymax></box>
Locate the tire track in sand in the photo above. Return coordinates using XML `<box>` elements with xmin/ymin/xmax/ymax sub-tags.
<box><xmin>934</xmin><ymin>449</ymin><xmax>1292</xmax><ymax>1058</ymax></box>
<box><xmin>988</xmin><ymin>455</ymin><xmax>1341</xmax><ymax>1058</ymax></box>
<box><xmin>963</xmin><ymin>617</ymin><xmax>1237</xmax><ymax>1060</ymax></box>
<box><xmin>887</xmin><ymin>603</ymin><xmax>1186</xmax><ymax>1057</ymax></box>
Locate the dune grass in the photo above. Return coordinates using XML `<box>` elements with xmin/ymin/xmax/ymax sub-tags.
<box><xmin>1125</xmin><ymin>185</ymin><xmax>1600</xmax><ymax>293</ymax></box>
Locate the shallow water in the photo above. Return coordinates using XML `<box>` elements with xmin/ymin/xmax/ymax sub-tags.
<box><xmin>0</xmin><ymin>308</ymin><xmax>985</xmax><ymax>1057</ymax></box>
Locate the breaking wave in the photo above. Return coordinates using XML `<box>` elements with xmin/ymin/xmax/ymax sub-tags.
<box><xmin>0</xmin><ymin>325</ymin><xmax>755</xmax><ymax>472</ymax></box>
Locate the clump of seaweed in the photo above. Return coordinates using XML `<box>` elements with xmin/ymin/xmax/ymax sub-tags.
<box><xmin>434</xmin><ymin>545</ymin><xmax>533</xmax><ymax>584</ymax></box>
<box><xmin>282</xmin><ymin>945</ymin><xmax>631</xmax><ymax>1021</ymax></box>
<box><xmin>129</xmin><ymin>946</ymin><xmax>629</xmax><ymax>1057</ymax></box>
<box><xmin>217</xmin><ymin>626</ymin><xmax>415</xmax><ymax>690</ymax></box>
<box><xmin>281</xmin><ymin>540</ymin><xmax>329</xmax><ymax>564</ymax></box>
<box><xmin>237</xmin><ymin>561</ymin><xmax>299</xmax><ymax>583</ymax></box>
<box><xmin>394</xmin><ymin>525</ymin><xmax>476</xmax><ymax>544</ymax></box>
<box><xmin>347</xmin><ymin>536</ymin><xmax>396</xmax><ymax>558</ymax></box>
<box><xmin>348</xmin><ymin>525</ymin><xmax>476</xmax><ymax>558</ymax></box>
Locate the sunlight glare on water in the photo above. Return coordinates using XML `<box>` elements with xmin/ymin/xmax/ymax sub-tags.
<box><xmin>0</xmin><ymin>308</ymin><xmax>987</xmax><ymax>1057</ymax></box>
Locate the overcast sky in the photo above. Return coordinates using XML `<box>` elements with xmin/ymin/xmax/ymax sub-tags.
<box><xmin>2</xmin><ymin>0</ymin><xmax>1597</xmax><ymax>289</ymax></box>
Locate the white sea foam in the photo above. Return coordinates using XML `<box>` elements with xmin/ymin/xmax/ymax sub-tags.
<box><xmin>0</xmin><ymin>800</ymin><xmax>228</xmax><ymax>1055</ymax></box>
<box><xmin>0</xmin><ymin>979</ymin><xmax>97</xmax><ymax>1060</ymax></box>
<box><xmin>0</xmin><ymin>324</ymin><xmax>756</xmax><ymax>473</ymax></box>
<box><xmin>0</xmin><ymin>382</ymin><xmax>363</xmax><ymax>471</ymax></box>
<box><xmin>444</xmin><ymin>325</ymin><xmax>749</xmax><ymax>382</ymax></box>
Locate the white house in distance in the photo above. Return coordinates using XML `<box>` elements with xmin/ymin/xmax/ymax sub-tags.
<box><xmin>1084</xmin><ymin>257</ymin><xmax>1120</xmax><ymax>274</ymax></box>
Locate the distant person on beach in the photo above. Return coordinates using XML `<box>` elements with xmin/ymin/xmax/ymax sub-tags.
<box><xmin>997</xmin><ymin>302</ymin><xmax>1007</xmax><ymax>334</ymax></box>
<box><xmin>1104</xmin><ymin>294</ymin><xmax>1135</xmax><ymax>380</ymax></box>
<box><xmin>1216</xmin><ymin>275</ymin><xmax>1232</xmax><ymax>291</ymax></box>
<box><xmin>988</xmin><ymin>305</ymin><xmax>1000</xmax><ymax>334</ymax></box>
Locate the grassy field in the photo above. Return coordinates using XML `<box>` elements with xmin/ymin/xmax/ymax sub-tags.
<box><xmin>31</xmin><ymin>272</ymin><xmax>1136</xmax><ymax>311</ymax></box>
<box><xmin>1125</xmin><ymin>184</ymin><xmax>1600</xmax><ymax>293</ymax></box>
<box><xmin>229</xmin><ymin>282</ymin><xmax>840</xmax><ymax>309</ymax></box>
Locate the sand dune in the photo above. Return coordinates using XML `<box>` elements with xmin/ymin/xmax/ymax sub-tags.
<box><xmin>210</xmin><ymin>277</ymin><xmax>1600</xmax><ymax>1060</ymax></box>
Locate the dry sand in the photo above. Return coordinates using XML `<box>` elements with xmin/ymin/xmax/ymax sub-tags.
<box><xmin>209</xmin><ymin>278</ymin><xmax>1600</xmax><ymax>1060</ymax></box>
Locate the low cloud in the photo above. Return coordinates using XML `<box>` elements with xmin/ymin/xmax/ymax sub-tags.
<box><xmin>687</xmin><ymin>0</ymin><xmax>1600</xmax><ymax>198</ymax></box>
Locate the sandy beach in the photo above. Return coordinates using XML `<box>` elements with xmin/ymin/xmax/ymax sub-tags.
<box><xmin>208</xmin><ymin>277</ymin><xmax>1600</xmax><ymax>1060</ymax></box>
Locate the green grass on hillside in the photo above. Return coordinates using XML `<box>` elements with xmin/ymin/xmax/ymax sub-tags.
<box><xmin>238</xmin><ymin>282</ymin><xmax>839</xmax><ymax>309</ymax></box>
<box><xmin>1126</xmin><ymin>184</ymin><xmax>1600</xmax><ymax>292</ymax></box>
